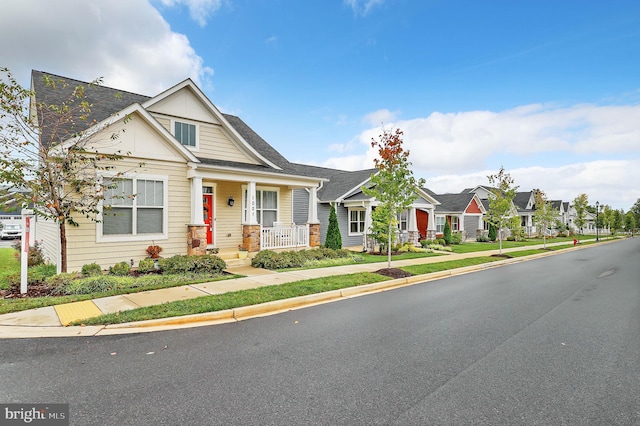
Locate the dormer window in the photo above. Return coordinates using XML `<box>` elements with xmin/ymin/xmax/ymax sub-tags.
<box><xmin>174</xmin><ymin>121</ymin><xmax>196</xmax><ymax>147</ymax></box>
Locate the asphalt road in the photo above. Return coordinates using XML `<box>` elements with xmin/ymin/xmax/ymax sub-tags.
<box><xmin>1</xmin><ymin>238</ymin><xmax>638</xmax><ymax>425</ymax></box>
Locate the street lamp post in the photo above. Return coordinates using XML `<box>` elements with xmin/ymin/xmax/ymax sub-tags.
<box><xmin>596</xmin><ymin>201</ymin><xmax>599</xmax><ymax>242</ymax></box>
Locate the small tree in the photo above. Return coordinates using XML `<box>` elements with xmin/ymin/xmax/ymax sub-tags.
<box><xmin>624</xmin><ymin>211</ymin><xmax>636</xmax><ymax>235</ymax></box>
<box><xmin>362</xmin><ymin>128</ymin><xmax>425</xmax><ymax>268</ymax></box>
<box><xmin>485</xmin><ymin>166</ymin><xmax>518</xmax><ymax>254</ymax></box>
<box><xmin>443</xmin><ymin>219</ymin><xmax>452</xmax><ymax>245</ymax></box>
<box><xmin>325</xmin><ymin>203</ymin><xmax>342</xmax><ymax>250</ymax></box>
<box><xmin>573</xmin><ymin>193</ymin><xmax>588</xmax><ymax>234</ymax></box>
<box><xmin>611</xmin><ymin>209</ymin><xmax>623</xmax><ymax>235</ymax></box>
<box><xmin>533</xmin><ymin>189</ymin><xmax>559</xmax><ymax>249</ymax></box>
<box><xmin>0</xmin><ymin>68</ymin><xmax>136</xmax><ymax>272</ymax></box>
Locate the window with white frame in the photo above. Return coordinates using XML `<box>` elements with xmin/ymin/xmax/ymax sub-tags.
<box><xmin>436</xmin><ymin>216</ymin><xmax>446</xmax><ymax>233</ymax></box>
<box><xmin>244</xmin><ymin>188</ymin><xmax>278</xmax><ymax>227</ymax></box>
<box><xmin>451</xmin><ymin>216</ymin><xmax>459</xmax><ymax>231</ymax></box>
<box><xmin>399</xmin><ymin>210</ymin><xmax>408</xmax><ymax>231</ymax></box>
<box><xmin>349</xmin><ymin>208</ymin><xmax>366</xmax><ymax>235</ymax></box>
<box><xmin>102</xmin><ymin>177</ymin><xmax>166</xmax><ymax>237</ymax></box>
<box><xmin>174</xmin><ymin>121</ymin><xmax>197</xmax><ymax>147</ymax></box>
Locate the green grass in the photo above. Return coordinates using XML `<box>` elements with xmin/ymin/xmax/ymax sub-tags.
<box><xmin>280</xmin><ymin>250</ymin><xmax>446</xmax><ymax>271</ymax></box>
<box><xmin>0</xmin><ymin>248</ymin><xmax>19</xmax><ymax>289</ymax></box>
<box><xmin>449</xmin><ymin>237</ymin><xmax>577</xmax><ymax>253</ymax></box>
<box><xmin>400</xmin><ymin>256</ymin><xmax>503</xmax><ymax>275</ymax></box>
<box><xmin>76</xmin><ymin>272</ymin><xmax>390</xmax><ymax>325</ymax></box>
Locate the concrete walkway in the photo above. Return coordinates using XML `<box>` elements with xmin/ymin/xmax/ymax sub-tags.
<box><xmin>0</xmin><ymin>239</ymin><xmax>606</xmax><ymax>338</ymax></box>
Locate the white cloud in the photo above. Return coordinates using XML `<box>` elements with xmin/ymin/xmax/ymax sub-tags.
<box><xmin>320</xmin><ymin>102</ymin><xmax>640</xmax><ymax>209</ymax></box>
<box><xmin>0</xmin><ymin>0</ymin><xmax>213</xmax><ymax>95</ymax></box>
<box><xmin>155</xmin><ymin>0</ymin><xmax>223</xmax><ymax>27</ymax></box>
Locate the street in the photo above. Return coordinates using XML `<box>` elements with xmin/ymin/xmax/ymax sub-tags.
<box><xmin>1</xmin><ymin>238</ymin><xmax>639</xmax><ymax>425</ymax></box>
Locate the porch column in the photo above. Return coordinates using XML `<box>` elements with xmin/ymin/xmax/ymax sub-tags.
<box><xmin>427</xmin><ymin>207</ymin><xmax>436</xmax><ymax>239</ymax></box>
<box><xmin>246</xmin><ymin>181</ymin><xmax>258</xmax><ymax>225</ymax></box>
<box><xmin>408</xmin><ymin>207</ymin><xmax>419</xmax><ymax>245</ymax></box>
<box><xmin>191</xmin><ymin>176</ymin><xmax>204</xmax><ymax>224</ymax></box>
<box><xmin>307</xmin><ymin>186</ymin><xmax>319</xmax><ymax>224</ymax></box>
<box><xmin>459</xmin><ymin>213</ymin><xmax>466</xmax><ymax>240</ymax></box>
<box><xmin>363</xmin><ymin>203</ymin><xmax>373</xmax><ymax>250</ymax></box>
<box><xmin>242</xmin><ymin>181</ymin><xmax>260</xmax><ymax>252</ymax></box>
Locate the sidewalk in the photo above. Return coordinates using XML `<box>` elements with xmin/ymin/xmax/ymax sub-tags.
<box><xmin>0</xmin><ymin>239</ymin><xmax>602</xmax><ymax>338</ymax></box>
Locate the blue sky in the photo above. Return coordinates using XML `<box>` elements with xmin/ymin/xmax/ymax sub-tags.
<box><xmin>2</xmin><ymin>0</ymin><xmax>639</xmax><ymax>209</ymax></box>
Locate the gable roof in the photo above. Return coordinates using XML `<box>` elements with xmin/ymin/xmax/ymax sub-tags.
<box><xmin>30</xmin><ymin>70</ymin><xmax>340</xmax><ymax>182</ymax></box>
<box><xmin>513</xmin><ymin>191</ymin><xmax>534</xmax><ymax>211</ymax></box>
<box><xmin>432</xmin><ymin>192</ymin><xmax>483</xmax><ymax>213</ymax></box>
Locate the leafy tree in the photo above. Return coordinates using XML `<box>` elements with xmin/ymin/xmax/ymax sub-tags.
<box><xmin>443</xmin><ymin>219</ymin><xmax>452</xmax><ymax>245</ymax></box>
<box><xmin>624</xmin><ymin>211</ymin><xmax>636</xmax><ymax>235</ymax></box>
<box><xmin>572</xmin><ymin>193</ymin><xmax>588</xmax><ymax>233</ymax></box>
<box><xmin>630</xmin><ymin>198</ymin><xmax>640</xmax><ymax>229</ymax></box>
<box><xmin>611</xmin><ymin>209</ymin><xmax>623</xmax><ymax>235</ymax></box>
<box><xmin>324</xmin><ymin>203</ymin><xmax>342</xmax><ymax>249</ymax></box>
<box><xmin>485</xmin><ymin>166</ymin><xmax>518</xmax><ymax>254</ymax></box>
<box><xmin>368</xmin><ymin>204</ymin><xmax>391</xmax><ymax>254</ymax></box>
<box><xmin>362</xmin><ymin>128</ymin><xmax>425</xmax><ymax>268</ymax></box>
<box><xmin>0</xmin><ymin>68</ymin><xmax>135</xmax><ymax>272</ymax></box>
<box><xmin>533</xmin><ymin>189</ymin><xmax>559</xmax><ymax>248</ymax></box>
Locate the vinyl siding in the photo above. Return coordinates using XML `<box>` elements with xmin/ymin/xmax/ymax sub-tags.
<box><xmin>64</xmin><ymin>158</ymin><xmax>191</xmax><ymax>272</ymax></box>
<box><xmin>33</xmin><ymin>217</ymin><xmax>60</xmax><ymax>271</ymax></box>
<box><xmin>292</xmin><ymin>189</ymin><xmax>310</xmax><ymax>225</ymax></box>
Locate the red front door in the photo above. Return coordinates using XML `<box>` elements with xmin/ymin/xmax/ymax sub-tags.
<box><xmin>203</xmin><ymin>194</ymin><xmax>213</xmax><ymax>245</ymax></box>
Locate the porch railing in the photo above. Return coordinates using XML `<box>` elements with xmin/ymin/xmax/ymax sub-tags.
<box><xmin>261</xmin><ymin>224</ymin><xmax>309</xmax><ymax>250</ymax></box>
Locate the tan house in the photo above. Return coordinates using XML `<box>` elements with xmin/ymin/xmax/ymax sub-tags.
<box><xmin>31</xmin><ymin>71</ymin><xmax>326</xmax><ymax>272</ymax></box>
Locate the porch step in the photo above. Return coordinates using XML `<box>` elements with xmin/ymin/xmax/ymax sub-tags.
<box><xmin>223</xmin><ymin>257</ymin><xmax>252</xmax><ymax>268</ymax></box>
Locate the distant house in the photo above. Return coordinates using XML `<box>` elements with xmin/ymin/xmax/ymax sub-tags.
<box><xmin>31</xmin><ymin>70</ymin><xmax>330</xmax><ymax>272</ymax></box>
<box><xmin>426</xmin><ymin>189</ymin><xmax>486</xmax><ymax>240</ymax></box>
<box><xmin>514</xmin><ymin>191</ymin><xmax>536</xmax><ymax>237</ymax></box>
<box><xmin>294</xmin><ymin>170</ymin><xmax>439</xmax><ymax>250</ymax></box>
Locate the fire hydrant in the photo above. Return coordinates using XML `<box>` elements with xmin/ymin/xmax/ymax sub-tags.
<box><xmin>573</xmin><ymin>238</ymin><xmax>578</xmax><ymax>246</ymax></box>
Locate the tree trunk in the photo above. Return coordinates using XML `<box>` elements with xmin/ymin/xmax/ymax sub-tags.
<box><xmin>387</xmin><ymin>220</ymin><xmax>392</xmax><ymax>268</ymax></box>
<box><xmin>59</xmin><ymin>221</ymin><xmax>67</xmax><ymax>273</ymax></box>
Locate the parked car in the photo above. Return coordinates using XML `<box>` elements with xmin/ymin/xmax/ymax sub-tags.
<box><xmin>0</xmin><ymin>223</ymin><xmax>22</xmax><ymax>239</ymax></box>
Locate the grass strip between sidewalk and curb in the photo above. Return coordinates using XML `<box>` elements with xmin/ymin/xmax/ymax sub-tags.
<box><xmin>75</xmin><ymin>272</ymin><xmax>391</xmax><ymax>325</ymax></box>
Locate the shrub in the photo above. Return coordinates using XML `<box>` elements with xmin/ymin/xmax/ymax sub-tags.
<box><xmin>325</xmin><ymin>204</ymin><xmax>342</xmax><ymax>250</ymax></box>
<box><xmin>436</xmin><ymin>238</ymin><xmax>446</xmax><ymax>246</ymax></box>
<box><xmin>451</xmin><ymin>232</ymin><xmax>463</xmax><ymax>245</ymax></box>
<box><xmin>251</xmin><ymin>250</ymin><xmax>283</xmax><ymax>270</ymax></box>
<box><xmin>109</xmin><ymin>261</ymin><xmax>131</xmax><ymax>276</ymax></box>
<box><xmin>488</xmin><ymin>224</ymin><xmax>497</xmax><ymax>241</ymax></box>
<box><xmin>506</xmin><ymin>236</ymin><xmax>516</xmax><ymax>241</ymax></box>
<box><xmin>137</xmin><ymin>258</ymin><xmax>157</xmax><ymax>274</ymax></box>
<box><xmin>81</xmin><ymin>263</ymin><xmax>103</xmax><ymax>277</ymax></box>
<box><xmin>159</xmin><ymin>255</ymin><xmax>195</xmax><ymax>274</ymax></box>
<box><xmin>12</xmin><ymin>240</ymin><xmax>45</xmax><ymax>267</ymax></box>
<box><xmin>251</xmin><ymin>248</ymin><xmax>353</xmax><ymax>270</ymax></box>
<box><xmin>476</xmin><ymin>234</ymin><xmax>490</xmax><ymax>242</ymax></box>
<box><xmin>62</xmin><ymin>275</ymin><xmax>119</xmax><ymax>295</ymax></box>
<box><xmin>193</xmin><ymin>255</ymin><xmax>226</xmax><ymax>274</ymax></box>
<box><xmin>45</xmin><ymin>273</ymin><xmax>79</xmax><ymax>295</ymax></box>
<box><xmin>443</xmin><ymin>220</ymin><xmax>452</xmax><ymax>245</ymax></box>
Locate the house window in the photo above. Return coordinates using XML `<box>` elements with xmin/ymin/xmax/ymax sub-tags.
<box><xmin>349</xmin><ymin>209</ymin><xmax>366</xmax><ymax>235</ymax></box>
<box><xmin>436</xmin><ymin>216</ymin><xmax>445</xmax><ymax>233</ymax></box>
<box><xmin>399</xmin><ymin>210</ymin><xmax>408</xmax><ymax>231</ymax></box>
<box><xmin>451</xmin><ymin>216</ymin><xmax>459</xmax><ymax>231</ymax></box>
<box><xmin>244</xmin><ymin>188</ymin><xmax>279</xmax><ymax>227</ymax></box>
<box><xmin>174</xmin><ymin>121</ymin><xmax>196</xmax><ymax>147</ymax></box>
<box><xmin>102</xmin><ymin>177</ymin><xmax>166</xmax><ymax>237</ymax></box>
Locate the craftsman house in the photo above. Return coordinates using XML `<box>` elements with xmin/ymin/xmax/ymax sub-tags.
<box><xmin>31</xmin><ymin>71</ymin><xmax>328</xmax><ymax>272</ymax></box>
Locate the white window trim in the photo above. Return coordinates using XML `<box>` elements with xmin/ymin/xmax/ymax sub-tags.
<box><xmin>97</xmin><ymin>173</ymin><xmax>169</xmax><ymax>243</ymax></box>
<box><xmin>436</xmin><ymin>216</ymin><xmax>446</xmax><ymax>233</ymax></box>
<box><xmin>241</xmin><ymin>185</ymin><xmax>280</xmax><ymax>226</ymax></box>
<box><xmin>451</xmin><ymin>216</ymin><xmax>459</xmax><ymax>231</ymax></box>
<box><xmin>171</xmin><ymin>118</ymin><xmax>199</xmax><ymax>151</ymax></box>
<box><xmin>348</xmin><ymin>207</ymin><xmax>366</xmax><ymax>236</ymax></box>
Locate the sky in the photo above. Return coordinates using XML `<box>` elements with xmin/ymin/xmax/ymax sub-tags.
<box><xmin>1</xmin><ymin>0</ymin><xmax>639</xmax><ymax>210</ymax></box>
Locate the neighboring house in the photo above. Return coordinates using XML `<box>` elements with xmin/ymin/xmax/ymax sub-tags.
<box><xmin>31</xmin><ymin>70</ymin><xmax>328</xmax><ymax>272</ymax></box>
<box><xmin>427</xmin><ymin>190</ymin><xmax>486</xmax><ymax>241</ymax></box>
<box><xmin>0</xmin><ymin>186</ymin><xmax>28</xmax><ymax>225</ymax></box>
<box><xmin>514</xmin><ymin>191</ymin><xmax>536</xmax><ymax>237</ymax></box>
<box><xmin>463</xmin><ymin>185</ymin><xmax>518</xmax><ymax>238</ymax></box>
<box><xmin>294</xmin><ymin>171</ymin><xmax>440</xmax><ymax>250</ymax></box>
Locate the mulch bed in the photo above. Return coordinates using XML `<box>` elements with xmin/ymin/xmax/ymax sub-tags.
<box><xmin>490</xmin><ymin>254</ymin><xmax>512</xmax><ymax>259</ymax></box>
<box><xmin>1</xmin><ymin>283</ymin><xmax>56</xmax><ymax>299</ymax></box>
<box><xmin>374</xmin><ymin>268</ymin><xmax>414</xmax><ymax>279</ymax></box>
